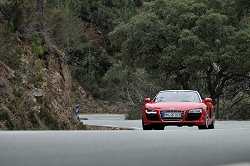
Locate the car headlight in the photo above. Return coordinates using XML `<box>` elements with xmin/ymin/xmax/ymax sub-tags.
<box><xmin>189</xmin><ymin>108</ymin><xmax>202</xmax><ymax>113</ymax></box>
<box><xmin>146</xmin><ymin>108</ymin><xmax>157</xmax><ymax>114</ymax></box>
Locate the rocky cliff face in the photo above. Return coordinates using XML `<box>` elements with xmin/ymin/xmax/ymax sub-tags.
<box><xmin>0</xmin><ymin>42</ymin><xmax>85</xmax><ymax>130</ymax></box>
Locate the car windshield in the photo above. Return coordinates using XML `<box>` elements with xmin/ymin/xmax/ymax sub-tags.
<box><xmin>153</xmin><ymin>91</ymin><xmax>201</xmax><ymax>102</ymax></box>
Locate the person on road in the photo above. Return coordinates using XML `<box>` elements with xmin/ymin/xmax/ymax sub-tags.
<box><xmin>76</xmin><ymin>104</ymin><xmax>80</xmax><ymax>119</ymax></box>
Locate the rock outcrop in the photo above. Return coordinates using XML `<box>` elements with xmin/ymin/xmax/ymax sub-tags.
<box><xmin>0</xmin><ymin>43</ymin><xmax>87</xmax><ymax>130</ymax></box>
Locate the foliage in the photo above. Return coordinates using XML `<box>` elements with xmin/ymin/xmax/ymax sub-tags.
<box><xmin>7</xmin><ymin>89</ymin><xmax>32</xmax><ymax>129</ymax></box>
<box><xmin>9</xmin><ymin>76</ymin><xmax>21</xmax><ymax>86</ymax></box>
<box><xmin>8</xmin><ymin>46</ymin><xmax>22</xmax><ymax>69</ymax></box>
<box><xmin>0</xmin><ymin>22</ymin><xmax>22</xmax><ymax>69</ymax></box>
<box><xmin>102</xmin><ymin>62</ymin><xmax>163</xmax><ymax>119</ymax></box>
<box><xmin>118</xmin><ymin>0</ymin><xmax>138</xmax><ymax>23</ymax></box>
<box><xmin>28</xmin><ymin>73</ymin><xmax>47</xmax><ymax>88</ymax></box>
<box><xmin>0</xmin><ymin>0</ymin><xmax>27</xmax><ymax>32</ymax></box>
<box><xmin>39</xmin><ymin>107</ymin><xmax>59</xmax><ymax>130</ymax></box>
<box><xmin>219</xmin><ymin>93</ymin><xmax>250</xmax><ymax>120</ymax></box>
<box><xmin>32</xmin><ymin>32</ymin><xmax>47</xmax><ymax>55</ymax></box>
<box><xmin>79</xmin><ymin>0</ymin><xmax>90</xmax><ymax>19</ymax></box>
<box><xmin>27</xmin><ymin>110</ymin><xmax>40</xmax><ymax>128</ymax></box>
<box><xmin>69</xmin><ymin>41</ymin><xmax>111</xmax><ymax>97</ymax></box>
<box><xmin>79</xmin><ymin>0</ymin><xmax>143</xmax><ymax>31</ymax></box>
<box><xmin>0</xmin><ymin>0</ymin><xmax>38</xmax><ymax>42</ymax></box>
<box><xmin>133</xmin><ymin>0</ymin><xmax>143</xmax><ymax>8</ymax></box>
<box><xmin>101</xmin><ymin>62</ymin><xmax>135</xmax><ymax>99</ymax></box>
<box><xmin>0</xmin><ymin>111</ymin><xmax>15</xmax><ymax>129</ymax></box>
<box><xmin>109</xmin><ymin>0</ymin><xmax>250</xmax><ymax>103</ymax></box>
<box><xmin>44</xmin><ymin>0</ymin><xmax>83</xmax><ymax>51</ymax></box>
<box><xmin>28</xmin><ymin>32</ymin><xmax>47</xmax><ymax>88</ymax></box>
<box><xmin>233</xmin><ymin>0</ymin><xmax>250</xmax><ymax>20</ymax></box>
<box><xmin>90</xmin><ymin>3</ymin><xmax>115</xmax><ymax>30</ymax></box>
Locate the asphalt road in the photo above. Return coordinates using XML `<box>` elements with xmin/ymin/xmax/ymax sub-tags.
<box><xmin>79</xmin><ymin>114</ymin><xmax>250</xmax><ymax>130</ymax></box>
<box><xmin>0</xmin><ymin>114</ymin><xmax>250</xmax><ymax>166</ymax></box>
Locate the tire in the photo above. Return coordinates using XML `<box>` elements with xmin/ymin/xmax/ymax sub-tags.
<box><xmin>208</xmin><ymin>115</ymin><xmax>215</xmax><ymax>129</ymax></box>
<box><xmin>154</xmin><ymin>126</ymin><xmax>165</xmax><ymax>130</ymax></box>
<box><xmin>142</xmin><ymin>117</ymin><xmax>153</xmax><ymax>130</ymax></box>
<box><xmin>142</xmin><ymin>124</ymin><xmax>153</xmax><ymax>130</ymax></box>
<box><xmin>198</xmin><ymin>109</ymin><xmax>209</xmax><ymax>130</ymax></box>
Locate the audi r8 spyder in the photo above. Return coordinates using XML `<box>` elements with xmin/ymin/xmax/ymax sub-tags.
<box><xmin>142</xmin><ymin>90</ymin><xmax>215</xmax><ymax>130</ymax></box>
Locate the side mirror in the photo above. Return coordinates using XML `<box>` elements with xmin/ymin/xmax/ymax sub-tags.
<box><xmin>204</xmin><ymin>98</ymin><xmax>212</xmax><ymax>103</ymax></box>
<box><xmin>144</xmin><ymin>98</ymin><xmax>151</xmax><ymax>103</ymax></box>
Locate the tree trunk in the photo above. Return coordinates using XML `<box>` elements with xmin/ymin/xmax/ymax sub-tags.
<box><xmin>37</xmin><ymin>0</ymin><xmax>43</xmax><ymax>13</ymax></box>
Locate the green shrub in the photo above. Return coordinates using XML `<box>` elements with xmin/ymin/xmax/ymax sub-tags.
<box><xmin>28</xmin><ymin>111</ymin><xmax>40</xmax><ymax>128</ymax></box>
<box><xmin>39</xmin><ymin>107</ymin><xmax>59</xmax><ymax>130</ymax></box>
<box><xmin>5</xmin><ymin>22</ymin><xmax>15</xmax><ymax>38</ymax></box>
<box><xmin>1</xmin><ymin>0</ymin><xmax>27</xmax><ymax>32</ymax></box>
<box><xmin>0</xmin><ymin>111</ymin><xmax>15</xmax><ymax>130</ymax></box>
<box><xmin>0</xmin><ymin>26</ymin><xmax>22</xmax><ymax>70</ymax></box>
<box><xmin>9</xmin><ymin>47</ymin><xmax>22</xmax><ymax>69</ymax></box>
<box><xmin>28</xmin><ymin>74</ymin><xmax>47</xmax><ymax>88</ymax></box>
<box><xmin>80</xmin><ymin>0</ymin><xmax>90</xmax><ymax>20</ymax></box>
<box><xmin>125</xmin><ymin>106</ymin><xmax>142</xmax><ymax>120</ymax></box>
<box><xmin>34</xmin><ymin>59</ymin><xmax>44</xmax><ymax>73</ymax></box>
<box><xmin>32</xmin><ymin>32</ymin><xmax>47</xmax><ymax>56</ymax></box>
<box><xmin>5</xmin><ymin>120</ymin><xmax>15</xmax><ymax>130</ymax></box>
<box><xmin>10</xmin><ymin>94</ymin><xmax>22</xmax><ymax>115</ymax></box>
<box><xmin>0</xmin><ymin>111</ymin><xmax>10</xmax><ymax>121</ymax></box>
<box><xmin>9</xmin><ymin>76</ymin><xmax>21</xmax><ymax>86</ymax></box>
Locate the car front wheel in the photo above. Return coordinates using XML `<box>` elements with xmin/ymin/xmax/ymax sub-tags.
<box><xmin>208</xmin><ymin>115</ymin><xmax>215</xmax><ymax>129</ymax></box>
<box><xmin>142</xmin><ymin>124</ymin><xmax>153</xmax><ymax>130</ymax></box>
<box><xmin>142</xmin><ymin>117</ymin><xmax>153</xmax><ymax>130</ymax></box>
<box><xmin>198</xmin><ymin>110</ymin><xmax>209</xmax><ymax>130</ymax></box>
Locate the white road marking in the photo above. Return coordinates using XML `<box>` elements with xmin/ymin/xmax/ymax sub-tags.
<box><xmin>103</xmin><ymin>125</ymin><xmax>119</xmax><ymax>128</ymax></box>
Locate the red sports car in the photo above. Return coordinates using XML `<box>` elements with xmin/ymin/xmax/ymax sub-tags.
<box><xmin>142</xmin><ymin>90</ymin><xmax>215</xmax><ymax>130</ymax></box>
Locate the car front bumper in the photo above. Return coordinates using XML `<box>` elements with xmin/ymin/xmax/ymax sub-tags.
<box><xmin>142</xmin><ymin>111</ymin><xmax>206</xmax><ymax>126</ymax></box>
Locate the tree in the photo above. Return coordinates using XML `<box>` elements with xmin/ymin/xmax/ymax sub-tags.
<box><xmin>119</xmin><ymin>0</ymin><xmax>137</xmax><ymax>23</ymax></box>
<box><xmin>109</xmin><ymin>0</ymin><xmax>250</xmax><ymax>102</ymax></box>
<box><xmin>233</xmin><ymin>0</ymin><xmax>250</xmax><ymax>20</ymax></box>
<box><xmin>44</xmin><ymin>1</ymin><xmax>83</xmax><ymax>51</ymax></box>
<box><xmin>101</xmin><ymin>62</ymin><xmax>162</xmax><ymax>119</ymax></box>
<box><xmin>37</xmin><ymin>0</ymin><xmax>43</xmax><ymax>13</ymax></box>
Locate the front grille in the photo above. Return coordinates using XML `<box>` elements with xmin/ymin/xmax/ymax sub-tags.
<box><xmin>146</xmin><ymin>114</ymin><xmax>159</xmax><ymax>120</ymax></box>
<box><xmin>185</xmin><ymin>113</ymin><xmax>202</xmax><ymax>120</ymax></box>
<box><xmin>160</xmin><ymin>110</ymin><xmax>184</xmax><ymax>121</ymax></box>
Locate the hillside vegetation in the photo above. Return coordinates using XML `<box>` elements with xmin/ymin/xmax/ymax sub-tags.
<box><xmin>0</xmin><ymin>0</ymin><xmax>250</xmax><ymax>130</ymax></box>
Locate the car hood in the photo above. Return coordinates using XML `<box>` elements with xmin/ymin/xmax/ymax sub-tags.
<box><xmin>146</xmin><ymin>102</ymin><xmax>205</xmax><ymax>110</ymax></box>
